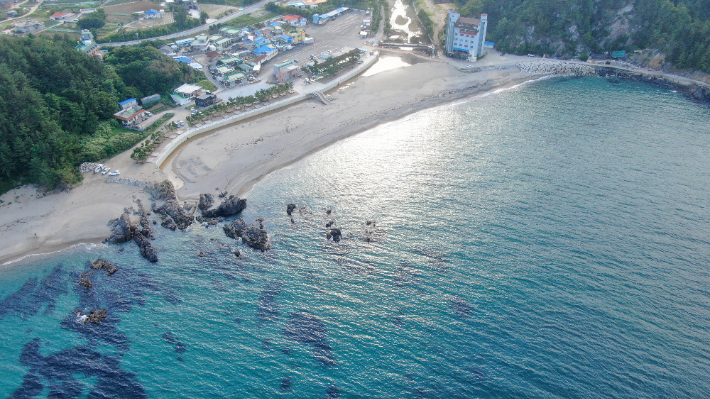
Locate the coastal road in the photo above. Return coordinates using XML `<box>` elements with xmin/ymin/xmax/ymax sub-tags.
<box><xmin>100</xmin><ymin>0</ymin><xmax>269</xmax><ymax>47</ymax></box>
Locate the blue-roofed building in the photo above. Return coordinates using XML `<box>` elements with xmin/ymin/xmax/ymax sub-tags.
<box><xmin>173</xmin><ymin>56</ymin><xmax>192</xmax><ymax>64</ymax></box>
<box><xmin>254</xmin><ymin>37</ymin><xmax>269</xmax><ymax>46</ymax></box>
<box><xmin>269</xmin><ymin>21</ymin><xmax>283</xmax><ymax>28</ymax></box>
<box><xmin>252</xmin><ymin>45</ymin><xmax>278</xmax><ymax>62</ymax></box>
<box><xmin>278</xmin><ymin>34</ymin><xmax>293</xmax><ymax>44</ymax></box>
<box><xmin>484</xmin><ymin>41</ymin><xmax>495</xmax><ymax>47</ymax></box>
<box><xmin>145</xmin><ymin>9</ymin><xmax>160</xmax><ymax>19</ymax></box>
<box><xmin>119</xmin><ymin>98</ymin><xmax>137</xmax><ymax>110</ymax></box>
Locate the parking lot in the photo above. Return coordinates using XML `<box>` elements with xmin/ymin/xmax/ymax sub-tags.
<box><xmin>268</xmin><ymin>10</ymin><xmax>373</xmax><ymax>72</ymax></box>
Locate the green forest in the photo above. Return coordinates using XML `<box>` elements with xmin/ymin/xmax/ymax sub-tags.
<box><xmin>0</xmin><ymin>36</ymin><xmax>202</xmax><ymax>192</ymax></box>
<box><xmin>453</xmin><ymin>0</ymin><xmax>710</xmax><ymax>72</ymax></box>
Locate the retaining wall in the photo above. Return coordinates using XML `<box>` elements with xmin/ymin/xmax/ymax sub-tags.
<box><xmin>155</xmin><ymin>52</ymin><xmax>380</xmax><ymax>168</ymax></box>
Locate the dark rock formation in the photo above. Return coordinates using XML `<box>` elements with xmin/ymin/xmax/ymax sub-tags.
<box><xmin>160</xmin><ymin>215</ymin><xmax>177</xmax><ymax>231</ymax></box>
<box><xmin>257</xmin><ymin>281</ymin><xmax>283</xmax><ymax>324</ymax></box>
<box><xmin>198</xmin><ymin>193</ymin><xmax>214</xmax><ymax>211</ymax></box>
<box><xmin>450</xmin><ymin>295</ymin><xmax>472</xmax><ymax>319</ymax></box>
<box><xmin>78</xmin><ymin>274</ymin><xmax>92</xmax><ymax>289</ymax></box>
<box><xmin>283</xmin><ymin>311</ymin><xmax>335</xmax><ymax>366</ymax></box>
<box><xmin>223</xmin><ymin>217</ymin><xmax>270</xmax><ymax>251</ymax></box>
<box><xmin>286</xmin><ymin>204</ymin><xmax>296</xmax><ymax>216</ymax></box>
<box><xmin>326</xmin><ymin>385</ymin><xmax>340</xmax><ymax>398</ymax></box>
<box><xmin>195</xmin><ymin>216</ymin><xmax>220</xmax><ymax>226</ymax></box>
<box><xmin>202</xmin><ymin>195</ymin><xmax>247</xmax><ymax>218</ymax></box>
<box><xmin>174</xmin><ymin>342</ymin><xmax>186</xmax><ymax>353</ymax></box>
<box><xmin>85</xmin><ymin>308</ymin><xmax>107</xmax><ymax>324</ymax></box>
<box><xmin>153</xmin><ymin>200</ymin><xmax>195</xmax><ymax>230</ymax></box>
<box><xmin>146</xmin><ymin>180</ymin><xmax>176</xmax><ymax>201</ymax></box>
<box><xmin>15</xmin><ymin>338</ymin><xmax>147</xmax><ymax>398</ymax></box>
<box><xmin>107</xmin><ymin>213</ymin><xmax>133</xmax><ymax>244</ymax></box>
<box><xmin>133</xmin><ymin>232</ymin><xmax>158</xmax><ymax>262</ymax></box>
<box><xmin>90</xmin><ymin>259</ymin><xmax>118</xmax><ymax>276</ymax></box>
<box><xmin>280</xmin><ymin>377</ymin><xmax>291</xmax><ymax>391</ymax></box>
<box><xmin>326</xmin><ymin>228</ymin><xmax>342</xmax><ymax>242</ymax></box>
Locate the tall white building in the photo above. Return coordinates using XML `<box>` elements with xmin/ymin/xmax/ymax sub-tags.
<box><xmin>445</xmin><ymin>10</ymin><xmax>488</xmax><ymax>61</ymax></box>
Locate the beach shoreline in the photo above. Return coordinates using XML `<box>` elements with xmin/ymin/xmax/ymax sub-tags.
<box><xmin>3</xmin><ymin>53</ymin><xmax>706</xmax><ymax>267</ymax></box>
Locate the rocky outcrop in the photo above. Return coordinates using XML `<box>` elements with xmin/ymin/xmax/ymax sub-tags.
<box><xmin>78</xmin><ymin>273</ymin><xmax>92</xmax><ymax>289</ymax></box>
<box><xmin>198</xmin><ymin>193</ymin><xmax>214</xmax><ymax>211</ymax></box>
<box><xmin>153</xmin><ymin>200</ymin><xmax>195</xmax><ymax>230</ymax></box>
<box><xmin>106</xmin><ymin>213</ymin><xmax>133</xmax><ymax>244</ymax></box>
<box><xmin>145</xmin><ymin>180</ymin><xmax>177</xmax><ymax>201</ymax></box>
<box><xmin>286</xmin><ymin>204</ymin><xmax>296</xmax><ymax>216</ymax></box>
<box><xmin>326</xmin><ymin>228</ymin><xmax>342</xmax><ymax>242</ymax></box>
<box><xmin>160</xmin><ymin>215</ymin><xmax>177</xmax><ymax>231</ymax></box>
<box><xmin>90</xmin><ymin>259</ymin><xmax>118</xmax><ymax>275</ymax></box>
<box><xmin>85</xmin><ymin>308</ymin><xmax>107</xmax><ymax>324</ymax></box>
<box><xmin>223</xmin><ymin>217</ymin><xmax>270</xmax><ymax>251</ymax></box>
<box><xmin>202</xmin><ymin>196</ymin><xmax>247</xmax><ymax>218</ymax></box>
<box><xmin>133</xmin><ymin>232</ymin><xmax>157</xmax><ymax>262</ymax></box>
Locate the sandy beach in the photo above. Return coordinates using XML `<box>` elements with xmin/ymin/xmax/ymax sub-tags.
<box><xmin>0</xmin><ymin>51</ymin><xmax>634</xmax><ymax>266</ymax></box>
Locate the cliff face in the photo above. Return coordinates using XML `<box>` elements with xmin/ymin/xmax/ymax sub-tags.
<box><xmin>490</xmin><ymin>1</ymin><xmax>636</xmax><ymax>58</ymax></box>
<box><xmin>482</xmin><ymin>0</ymin><xmax>710</xmax><ymax>78</ymax></box>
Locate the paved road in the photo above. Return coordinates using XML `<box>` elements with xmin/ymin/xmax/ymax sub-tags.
<box><xmin>4</xmin><ymin>0</ymin><xmax>44</xmax><ymax>23</ymax></box>
<box><xmin>101</xmin><ymin>0</ymin><xmax>269</xmax><ymax>47</ymax></box>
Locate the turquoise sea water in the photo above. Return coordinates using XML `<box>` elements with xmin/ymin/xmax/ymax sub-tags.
<box><xmin>1</xmin><ymin>76</ymin><xmax>709</xmax><ymax>398</ymax></box>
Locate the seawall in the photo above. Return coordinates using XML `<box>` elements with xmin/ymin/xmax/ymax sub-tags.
<box><xmin>154</xmin><ymin>51</ymin><xmax>380</xmax><ymax>168</ymax></box>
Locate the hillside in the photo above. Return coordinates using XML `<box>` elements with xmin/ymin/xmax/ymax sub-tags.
<box><xmin>453</xmin><ymin>0</ymin><xmax>710</xmax><ymax>74</ymax></box>
<box><xmin>0</xmin><ymin>37</ymin><xmax>202</xmax><ymax>192</ymax></box>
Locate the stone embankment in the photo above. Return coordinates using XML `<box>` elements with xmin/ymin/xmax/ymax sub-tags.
<box><xmin>518</xmin><ymin>61</ymin><xmax>596</xmax><ymax>76</ymax></box>
<box><xmin>106</xmin><ymin>177</ymin><xmax>150</xmax><ymax>187</ymax></box>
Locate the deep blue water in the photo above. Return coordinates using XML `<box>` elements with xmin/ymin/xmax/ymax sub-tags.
<box><xmin>1</xmin><ymin>76</ymin><xmax>709</xmax><ymax>398</ymax></box>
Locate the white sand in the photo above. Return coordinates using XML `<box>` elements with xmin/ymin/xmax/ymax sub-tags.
<box><xmin>0</xmin><ymin>52</ymin><xmax>536</xmax><ymax>266</ymax></box>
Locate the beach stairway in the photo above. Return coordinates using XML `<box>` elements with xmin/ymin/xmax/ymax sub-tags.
<box><xmin>309</xmin><ymin>91</ymin><xmax>330</xmax><ymax>105</ymax></box>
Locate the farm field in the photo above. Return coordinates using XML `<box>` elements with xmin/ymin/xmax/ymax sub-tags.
<box><xmin>102</xmin><ymin>1</ymin><xmax>158</xmax><ymax>15</ymax></box>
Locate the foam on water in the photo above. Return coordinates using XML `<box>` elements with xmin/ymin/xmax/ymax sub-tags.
<box><xmin>1</xmin><ymin>76</ymin><xmax>709</xmax><ymax>398</ymax></box>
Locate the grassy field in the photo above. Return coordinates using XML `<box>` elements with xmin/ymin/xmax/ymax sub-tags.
<box><xmin>102</xmin><ymin>1</ymin><xmax>157</xmax><ymax>15</ymax></box>
<box><xmin>197</xmin><ymin>80</ymin><xmax>218</xmax><ymax>91</ymax></box>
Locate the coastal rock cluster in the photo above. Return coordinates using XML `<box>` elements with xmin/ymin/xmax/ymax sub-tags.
<box><xmin>223</xmin><ymin>217</ymin><xmax>270</xmax><ymax>251</ymax></box>
<box><xmin>90</xmin><ymin>259</ymin><xmax>119</xmax><ymax>276</ymax></box>
<box><xmin>202</xmin><ymin>195</ymin><xmax>247</xmax><ymax>218</ymax></box>
<box><xmin>107</xmin><ymin>208</ymin><xmax>157</xmax><ymax>263</ymax></box>
<box><xmin>518</xmin><ymin>61</ymin><xmax>595</xmax><ymax>76</ymax></box>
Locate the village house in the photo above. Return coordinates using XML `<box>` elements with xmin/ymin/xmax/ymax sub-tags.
<box><xmin>50</xmin><ymin>12</ymin><xmax>70</xmax><ymax>21</ymax></box>
<box><xmin>13</xmin><ymin>19</ymin><xmax>45</xmax><ymax>34</ymax></box>
<box><xmin>0</xmin><ymin>0</ymin><xmax>16</xmax><ymax>9</ymax></box>
<box><xmin>282</xmin><ymin>15</ymin><xmax>307</xmax><ymax>28</ymax></box>
<box><xmin>274</xmin><ymin>60</ymin><xmax>300</xmax><ymax>83</ymax></box>
<box><xmin>221</xmin><ymin>72</ymin><xmax>247</xmax><ymax>88</ymax></box>
<box><xmin>114</xmin><ymin>106</ymin><xmax>147</xmax><ymax>127</ymax></box>
<box><xmin>140</xmin><ymin>94</ymin><xmax>161</xmax><ymax>107</ymax></box>
<box><xmin>195</xmin><ymin>92</ymin><xmax>217</xmax><ymax>107</ymax></box>
<box><xmin>288</xmin><ymin>29</ymin><xmax>306</xmax><ymax>44</ymax></box>
<box><xmin>171</xmin><ymin>83</ymin><xmax>202</xmax><ymax>106</ymax></box>
<box><xmin>145</xmin><ymin>9</ymin><xmax>162</xmax><ymax>19</ymax></box>
<box><xmin>76</xmin><ymin>29</ymin><xmax>100</xmax><ymax>57</ymax></box>
<box><xmin>119</xmin><ymin>98</ymin><xmax>138</xmax><ymax>110</ymax></box>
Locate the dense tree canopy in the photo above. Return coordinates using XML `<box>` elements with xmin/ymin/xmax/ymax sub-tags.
<box><xmin>455</xmin><ymin>0</ymin><xmax>710</xmax><ymax>72</ymax></box>
<box><xmin>103</xmin><ymin>44</ymin><xmax>202</xmax><ymax>98</ymax></box>
<box><xmin>0</xmin><ymin>36</ymin><xmax>201</xmax><ymax>191</ymax></box>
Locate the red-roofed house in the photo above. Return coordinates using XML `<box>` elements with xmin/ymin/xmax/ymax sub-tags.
<box><xmin>282</xmin><ymin>15</ymin><xmax>307</xmax><ymax>27</ymax></box>
<box><xmin>50</xmin><ymin>12</ymin><xmax>69</xmax><ymax>20</ymax></box>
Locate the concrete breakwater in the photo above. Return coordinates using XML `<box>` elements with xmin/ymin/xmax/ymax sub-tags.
<box><xmin>594</xmin><ymin>66</ymin><xmax>710</xmax><ymax>103</ymax></box>
<box><xmin>518</xmin><ymin>61</ymin><xmax>596</xmax><ymax>76</ymax></box>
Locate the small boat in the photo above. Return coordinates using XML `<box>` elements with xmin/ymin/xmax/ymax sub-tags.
<box><xmin>101</xmin><ymin>167</ymin><xmax>110</xmax><ymax>175</ymax></box>
<box><xmin>94</xmin><ymin>164</ymin><xmax>103</xmax><ymax>174</ymax></box>
<box><xmin>108</xmin><ymin>170</ymin><xmax>120</xmax><ymax>176</ymax></box>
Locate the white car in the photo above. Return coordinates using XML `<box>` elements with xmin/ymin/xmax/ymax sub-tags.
<box><xmin>108</xmin><ymin>170</ymin><xmax>120</xmax><ymax>176</ymax></box>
